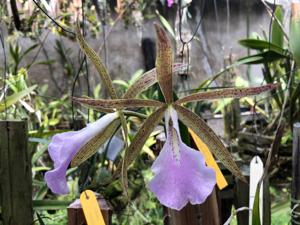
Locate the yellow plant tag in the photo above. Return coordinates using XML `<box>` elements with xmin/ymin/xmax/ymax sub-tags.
<box><xmin>80</xmin><ymin>190</ymin><xmax>106</xmax><ymax>225</ymax></box>
<box><xmin>189</xmin><ymin>129</ymin><xmax>228</xmax><ymax>190</ymax></box>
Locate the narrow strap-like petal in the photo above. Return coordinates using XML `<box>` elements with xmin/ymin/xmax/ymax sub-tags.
<box><xmin>71</xmin><ymin>119</ymin><xmax>120</xmax><ymax>167</ymax></box>
<box><xmin>123</xmin><ymin>63</ymin><xmax>186</xmax><ymax>99</ymax></box>
<box><xmin>114</xmin><ymin>105</ymin><xmax>167</xmax><ymax>177</ymax></box>
<box><xmin>72</xmin><ymin>97</ymin><xmax>165</xmax><ymax>109</ymax></box>
<box><xmin>76</xmin><ymin>23</ymin><xmax>118</xmax><ymax>99</ymax></box>
<box><xmin>155</xmin><ymin>24</ymin><xmax>173</xmax><ymax>103</ymax></box>
<box><xmin>176</xmin><ymin>83</ymin><xmax>279</xmax><ymax>104</ymax></box>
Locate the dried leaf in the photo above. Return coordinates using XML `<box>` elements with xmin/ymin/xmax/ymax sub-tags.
<box><xmin>123</xmin><ymin>63</ymin><xmax>187</xmax><ymax>99</ymax></box>
<box><xmin>176</xmin><ymin>83</ymin><xmax>279</xmax><ymax>104</ymax></box>
<box><xmin>72</xmin><ymin>97</ymin><xmax>165</xmax><ymax>109</ymax></box>
<box><xmin>76</xmin><ymin>23</ymin><xmax>117</xmax><ymax>99</ymax></box>
<box><xmin>173</xmin><ymin>104</ymin><xmax>246</xmax><ymax>182</ymax></box>
<box><xmin>71</xmin><ymin>119</ymin><xmax>120</xmax><ymax>167</ymax></box>
<box><xmin>155</xmin><ymin>24</ymin><xmax>173</xmax><ymax>103</ymax></box>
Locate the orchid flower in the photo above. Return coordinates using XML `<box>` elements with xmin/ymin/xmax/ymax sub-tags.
<box><xmin>45</xmin><ymin>23</ymin><xmax>186</xmax><ymax>194</ymax></box>
<box><xmin>45</xmin><ymin>112</ymin><xmax>119</xmax><ymax>194</ymax></box>
<box><xmin>73</xmin><ymin>24</ymin><xmax>279</xmax><ymax>209</ymax></box>
<box><xmin>149</xmin><ymin>107</ymin><xmax>216</xmax><ymax>210</ymax></box>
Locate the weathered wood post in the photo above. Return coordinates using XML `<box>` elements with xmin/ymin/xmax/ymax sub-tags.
<box><xmin>291</xmin><ymin>123</ymin><xmax>300</xmax><ymax>225</ymax></box>
<box><xmin>165</xmin><ymin>188</ymin><xmax>220</xmax><ymax>225</ymax></box>
<box><xmin>67</xmin><ymin>195</ymin><xmax>112</xmax><ymax>225</ymax></box>
<box><xmin>0</xmin><ymin>120</ymin><xmax>33</xmax><ymax>225</ymax></box>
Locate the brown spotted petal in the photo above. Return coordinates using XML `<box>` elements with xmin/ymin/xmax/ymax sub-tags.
<box><xmin>115</xmin><ymin>105</ymin><xmax>167</xmax><ymax>177</ymax></box>
<box><xmin>71</xmin><ymin>119</ymin><xmax>120</xmax><ymax>167</ymax></box>
<box><xmin>72</xmin><ymin>97</ymin><xmax>165</xmax><ymax>109</ymax></box>
<box><xmin>176</xmin><ymin>83</ymin><xmax>279</xmax><ymax>104</ymax></box>
<box><xmin>173</xmin><ymin>104</ymin><xmax>246</xmax><ymax>182</ymax></box>
<box><xmin>155</xmin><ymin>24</ymin><xmax>173</xmax><ymax>103</ymax></box>
<box><xmin>123</xmin><ymin>63</ymin><xmax>187</xmax><ymax>99</ymax></box>
<box><xmin>76</xmin><ymin>23</ymin><xmax>118</xmax><ymax>99</ymax></box>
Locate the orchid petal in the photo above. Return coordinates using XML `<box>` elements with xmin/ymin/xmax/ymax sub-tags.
<box><xmin>45</xmin><ymin>112</ymin><xmax>118</xmax><ymax>194</ymax></box>
<box><xmin>72</xmin><ymin>97</ymin><xmax>164</xmax><ymax>109</ymax></box>
<box><xmin>173</xmin><ymin>104</ymin><xmax>246</xmax><ymax>182</ymax></box>
<box><xmin>176</xmin><ymin>83</ymin><xmax>279</xmax><ymax>104</ymax></box>
<box><xmin>149</xmin><ymin>107</ymin><xmax>216</xmax><ymax>210</ymax></box>
<box><xmin>155</xmin><ymin>24</ymin><xmax>174</xmax><ymax>103</ymax></box>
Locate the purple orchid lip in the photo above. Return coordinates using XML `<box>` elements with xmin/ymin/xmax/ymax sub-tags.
<box><xmin>149</xmin><ymin>107</ymin><xmax>216</xmax><ymax>210</ymax></box>
<box><xmin>44</xmin><ymin>112</ymin><xmax>118</xmax><ymax>195</ymax></box>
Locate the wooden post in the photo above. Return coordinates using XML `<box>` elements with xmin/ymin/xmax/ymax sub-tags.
<box><xmin>234</xmin><ymin>166</ymin><xmax>250</xmax><ymax>225</ymax></box>
<box><xmin>263</xmin><ymin>175</ymin><xmax>271</xmax><ymax>225</ymax></box>
<box><xmin>165</xmin><ymin>188</ymin><xmax>220</xmax><ymax>225</ymax></box>
<box><xmin>217</xmin><ymin>165</ymin><xmax>235</xmax><ymax>224</ymax></box>
<box><xmin>0</xmin><ymin>120</ymin><xmax>33</xmax><ymax>225</ymax></box>
<box><xmin>67</xmin><ymin>195</ymin><xmax>112</xmax><ymax>225</ymax></box>
<box><xmin>292</xmin><ymin>123</ymin><xmax>300</xmax><ymax>225</ymax></box>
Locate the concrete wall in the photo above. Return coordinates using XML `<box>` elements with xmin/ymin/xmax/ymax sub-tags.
<box><xmin>0</xmin><ymin>1</ymin><xmax>272</xmax><ymax>96</ymax></box>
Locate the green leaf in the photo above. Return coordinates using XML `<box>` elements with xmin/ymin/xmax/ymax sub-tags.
<box><xmin>36</xmin><ymin>212</ymin><xmax>46</xmax><ymax>225</ymax></box>
<box><xmin>32</xmin><ymin>166</ymin><xmax>51</xmax><ymax>172</ymax></box>
<box><xmin>237</xmin><ymin>51</ymin><xmax>287</xmax><ymax>65</ymax></box>
<box><xmin>290</xmin><ymin>7</ymin><xmax>300</xmax><ymax>65</ymax></box>
<box><xmin>113</xmin><ymin>80</ymin><xmax>129</xmax><ymax>89</ymax></box>
<box><xmin>21</xmin><ymin>43</ymin><xmax>39</xmax><ymax>61</ymax></box>
<box><xmin>155</xmin><ymin>10</ymin><xmax>175</xmax><ymax>39</ymax></box>
<box><xmin>214</xmin><ymin>98</ymin><xmax>232</xmax><ymax>113</ymax></box>
<box><xmin>0</xmin><ymin>85</ymin><xmax>37</xmax><ymax>112</ymax></box>
<box><xmin>33</xmin><ymin>200</ymin><xmax>72</xmax><ymax>210</ymax></box>
<box><xmin>272</xmin><ymin>6</ymin><xmax>284</xmax><ymax>48</ymax></box>
<box><xmin>252</xmin><ymin>184</ymin><xmax>261</xmax><ymax>225</ymax></box>
<box><xmin>239</xmin><ymin>39</ymin><xmax>286</xmax><ymax>55</ymax></box>
<box><xmin>129</xmin><ymin>69</ymin><xmax>144</xmax><ymax>85</ymax></box>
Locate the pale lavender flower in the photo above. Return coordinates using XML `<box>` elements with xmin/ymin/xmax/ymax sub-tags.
<box><xmin>167</xmin><ymin>0</ymin><xmax>174</xmax><ymax>7</ymax></box>
<box><xmin>149</xmin><ymin>107</ymin><xmax>216</xmax><ymax>210</ymax></box>
<box><xmin>45</xmin><ymin>112</ymin><xmax>118</xmax><ymax>194</ymax></box>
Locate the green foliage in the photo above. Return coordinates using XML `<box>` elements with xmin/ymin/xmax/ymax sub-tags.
<box><xmin>290</xmin><ymin>14</ymin><xmax>300</xmax><ymax>65</ymax></box>
<box><xmin>272</xmin><ymin>6</ymin><xmax>284</xmax><ymax>48</ymax></box>
<box><xmin>0</xmin><ymin>84</ymin><xmax>37</xmax><ymax>112</ymax></box>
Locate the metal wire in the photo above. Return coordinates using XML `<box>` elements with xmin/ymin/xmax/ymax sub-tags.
<box><xmin>82</xmin><ymin>0</ymin><xmax>91</xmax><ymax>123</ymax></box>
<box><xmin>32</xmin><ymin>0</ymin><xmax>75</xmax><ymax>37</ymax></box>
<box><xmin>177</xmin><ymin>0</ymin><xmax>206</xmax><ymax>74</ymax></box>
